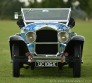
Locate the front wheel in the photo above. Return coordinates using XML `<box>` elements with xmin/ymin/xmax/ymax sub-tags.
<box><xmin>73</xmin><ymin>44</ymin><xmax>81</xmax><ymax>77</ymax></box>
<box><xmin>12</xmin><ymin>44</ymin><xmax>20</xmax><ymax>77</ymax></box>
<box><xmin>31</xmin><ymin>62</ymin><xmax>35</xmax><ymax>70</ymax></box>
<box><xmin>68</xmin><ymin>62</ymin><xmax>74</xmax><ymax>68</ymax></box>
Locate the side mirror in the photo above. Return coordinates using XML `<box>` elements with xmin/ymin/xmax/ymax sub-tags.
<box><xmin>68</xmin><ymin>18</ymin><xmax>75</xmax><ymax>28</ymax></box>
<box><xmin>14</xmin><ymin>12</ymin><xmax>18</xmax><ymax>19</ymax></box>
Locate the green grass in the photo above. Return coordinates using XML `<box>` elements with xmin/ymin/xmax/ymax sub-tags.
<box><xmin>0</xmin><ymin>20</ymin><xmax>92</xmax><ymax>83</ymax></box>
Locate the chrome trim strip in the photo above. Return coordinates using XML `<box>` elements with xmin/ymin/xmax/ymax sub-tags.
<box><xmin>66</xmin><ymin>8</ymin><xmax>71</xmax><ymax>25</ymax></box>
<box><xmin>35</xmin><ymin>42</ymin><xmax>59</xmax><ymax>44</ymax></box>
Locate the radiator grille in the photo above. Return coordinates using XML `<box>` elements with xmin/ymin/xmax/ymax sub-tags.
<box><xmin>35</xmin><ymin>29</ymin><xmax>58</xmax><ymax>54</ymax></box>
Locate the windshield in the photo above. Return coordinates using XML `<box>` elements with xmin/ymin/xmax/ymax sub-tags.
<box><xmin>21</xmin><ymin>8</ymin><xmax>71</xmax><ymax>24</ymax></box>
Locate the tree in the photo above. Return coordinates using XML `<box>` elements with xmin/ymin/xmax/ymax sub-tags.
<box><xmin>79</xmin><ymin>0</ymin><xmax>90</xmax><ymax>14</ymax></box>
<box><xmin>0</xmin><ymin>0</ymin><xmax>24</xmax><ymax>19</ymax></box>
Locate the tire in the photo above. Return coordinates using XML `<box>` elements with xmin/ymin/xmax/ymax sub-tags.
<box><xmin>31</xmin><ymin>66</ymin><xmax>35</xmax><ymax>70</ymax></box>
<box><xmin>73</xmin><ymin>44</ymin><xmax>81</xmax><ymax>77</ymax></box>
<box><xmin>12</xmin><ymin>44</ymin><xmax>20</xmax><ymax>77</ymax></box>
<box><xmin>31</xmin><ymin>62</ymin><xmax>35</xmax><ymax>70</ymax></box>
<box><xmin>58</xmin><ymin>62</ymin><xmax>63</xmax><ymax>70</ymax></box>
<box><xmin>69</xmin><ymin>62</ymin><xmax>74</xmax><ymax>68</ymax></box>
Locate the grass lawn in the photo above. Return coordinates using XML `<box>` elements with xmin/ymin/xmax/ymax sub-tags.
<box><xmin>0</xmin><ymin>20</ymin><xmax>92</xmax><ymax>83</ymax></box>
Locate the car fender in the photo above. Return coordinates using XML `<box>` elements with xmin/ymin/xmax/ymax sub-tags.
<box><xmin>9</xmin><ymin>35</ymin><xmax>24</xmax><ymax>41</ymax></box>
<box><xmin>65</xmin><ymin>35</ymin><xmax>85</xmax><ymax>56</ymax></box>
<box><xmin>9</xmin><ymin>35</ymin><xmax>29</xmax><ymax>58</ymax></box>
<box><xmin>70</xmin><ymin>35</ymin><xmax>85</xmax><ymax>42</ymax></box>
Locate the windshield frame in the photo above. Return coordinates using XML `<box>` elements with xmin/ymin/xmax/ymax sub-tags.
<box><xmin>21</xmin><ymin>8</ymin><xmax>71</xmax><ymax>26</ymax></box>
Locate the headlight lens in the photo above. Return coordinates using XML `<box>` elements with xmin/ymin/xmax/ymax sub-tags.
<box><xmin>58</xmin><ymin>31</ymin><xmax>69</xmax><ymax>43</ymax></box>
<box><xmin>26</xmin><ymin>32</ymin><xmax>36</xmax><ymax>43</ymax></box>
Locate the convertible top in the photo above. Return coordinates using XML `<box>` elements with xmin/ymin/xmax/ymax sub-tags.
<box><xmin>21</xmin><ymin>8</ymin><xmax>71</xmax><ymax>25</ymax></box>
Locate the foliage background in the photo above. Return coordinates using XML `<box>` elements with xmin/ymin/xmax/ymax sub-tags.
<box><xmin>0</xmin><ymin>0</ymin><xmax>92</xmax><ymax>20</ymax></box>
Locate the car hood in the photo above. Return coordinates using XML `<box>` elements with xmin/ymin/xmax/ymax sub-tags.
<box><xmin>24</xmin><ymin>23</ymin><xmax>67</xmax><ymax>32</ymax></box>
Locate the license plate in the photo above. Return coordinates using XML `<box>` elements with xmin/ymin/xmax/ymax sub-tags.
<box><xmin>36</xmin><ymin>62</ymin><xmax>58</xmax><ymax>67</ymax></box>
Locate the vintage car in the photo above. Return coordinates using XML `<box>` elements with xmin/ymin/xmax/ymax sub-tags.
<box><xmin>9</xmin><ymin>8</ymin><xmax>85</xmax><ymax>77</ymax></box>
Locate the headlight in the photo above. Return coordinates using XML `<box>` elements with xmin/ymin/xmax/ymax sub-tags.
<box><xmin>26</xmin><ymin>32</ymin><xmax>36</xmax><ymax>43</ymax></box>
<box><xmin>58</xmin><ymin>31</ymin><xmax>69</xmax><ymax>43</ymax></box>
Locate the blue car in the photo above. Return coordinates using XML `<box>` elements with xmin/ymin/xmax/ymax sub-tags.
<box><xmin>9</xmin><ymin>8</ymin><xmax>85</xmax><ymax>77</ymax></box>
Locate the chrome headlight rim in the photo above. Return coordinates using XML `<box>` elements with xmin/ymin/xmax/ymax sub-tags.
<box><xmin>58</xmin><ymin>31</ymin><xmax>69</xmax><ymax>43</ymax></box>
<box><xmin>26</xmin><ymin>31</ymin><xmax>36</xmax><ymax>43</ymax></box>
